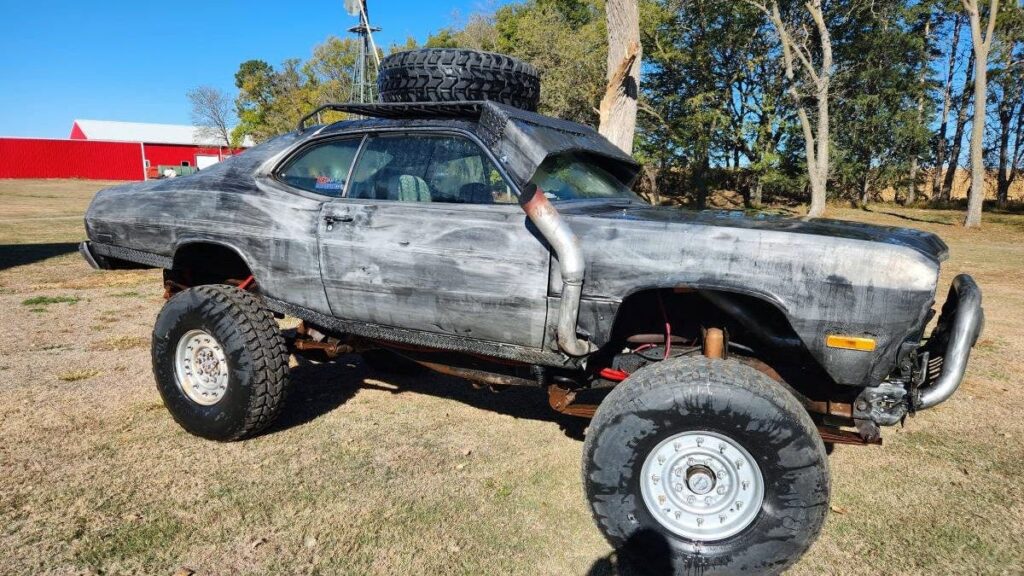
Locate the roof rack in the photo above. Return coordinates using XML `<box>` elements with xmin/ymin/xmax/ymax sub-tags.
<box><xmin>297</xmin><ymin>101</ymin><xmax>487</xmax><ymax>132</ymax></box>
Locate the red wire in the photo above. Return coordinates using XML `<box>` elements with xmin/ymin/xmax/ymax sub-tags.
<box><xmin>599</xmin><ymin>368</ymin><xmax>629</xmax><ymax>382</ymax></box>
<box><xmin>238</xmin><ymin>275</ymin><xmax>255</xmax><ymax>291</ymax></box>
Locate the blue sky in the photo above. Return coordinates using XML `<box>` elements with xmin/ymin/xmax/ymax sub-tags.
<box><xmin>0</xmin><ymin>1</ymin><xmax>506</xmax><ymax>138</ymax></box>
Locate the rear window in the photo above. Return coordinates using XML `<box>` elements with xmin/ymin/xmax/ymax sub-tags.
<box><xmin>278</xmin><ymin>138</ymin><xmax>362</xmax><ymax>197</ymax></box>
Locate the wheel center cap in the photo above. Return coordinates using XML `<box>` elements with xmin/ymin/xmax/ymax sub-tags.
<box><xmin>686</xmin><ymin>465</ymin><xmax>716</xmax><ymax>495</ymax></box>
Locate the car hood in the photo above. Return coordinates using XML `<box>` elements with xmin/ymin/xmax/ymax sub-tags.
<box><xmin>558</xmin><ymin>201</ymin><xmax>949</xmax><ymax>264</ymax></box>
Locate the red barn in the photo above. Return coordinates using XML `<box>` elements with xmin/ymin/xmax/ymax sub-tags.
<box><xmin>0</xmin><ymin>120</ymin><xmax>251</xmax><ymax>181</ymax></box>
<box><xmin>70</xmin><ymin>119</ymin><xmax>250</xmax><ymax>178</ymax></box>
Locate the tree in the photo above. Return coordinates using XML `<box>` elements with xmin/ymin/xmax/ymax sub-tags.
<box><xmin>989</xmin><ymin>3</ymin><xmax>1024</xmax><ymax>208</ymax></box>
<box><xmin>494</xmin><ymin>0</ymin><xmax>608</xmax><ymax>124</ymax></box>
<box><xmin>939</xmin><ymin>51</ymin><xmax>975</xmax><ymax>203</ymax></box>
<box><xmin>905</xmin><ymin>5</ymin><xmax>934</xmax><ymax>205</ymax></box>
<box><xmin>751</xmin><ymin>0</ymin><xmax>834</xmax><ymax>217</ymax></box>
<box><xmin>827</xmin><ymin>1</ymin><xmax>929</xmax><ymax>207</ymax></box>
<box><xmin>598</xmin><ymin>0</ymin><xmax>642</xmax><ymax>154</ymax></box>
<box><xmin>187</xmin><ymin>86</ymin><xmax>234</xmax><ymax>147</ymax></box>
<box><xmin>929</xmin><ymin>11</ymin><xmax>964</xmax><ymax>203</ymax></box>
<box><xmin>233</xmin><ymin>60</ymin><xmax>276</xmax><ymax>143</ymax></box>
<box><xmin>231</xmin><ymin>37</ymin><xmax>369</xmax><ymax>143</ymax></box>
<box><xmin>963</xmin><ymin>0</ymin><xmax>999</xmax><ymax>227</ymax></box>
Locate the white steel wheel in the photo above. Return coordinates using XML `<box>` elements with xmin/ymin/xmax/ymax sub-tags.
<box><xmin>639</xmin><ymin>430</ymin><xmax>765</xmax><ymax>541</ymax></box>
<box><xmin>174</xmin><ymin>329</ymin><xmax>230</xmax><ymax>406</ymax></box>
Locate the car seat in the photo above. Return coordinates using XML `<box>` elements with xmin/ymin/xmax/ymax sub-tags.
<box><xmin>395</xmin><ymin>174</ymin><xmax>432</xmax><ymax>202</ymax></box>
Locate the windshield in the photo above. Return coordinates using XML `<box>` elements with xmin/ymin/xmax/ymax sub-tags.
<box><xmin>530</xmin><ymin>152</ymin><xmax>640</xmax><ymax>201</ymax></box>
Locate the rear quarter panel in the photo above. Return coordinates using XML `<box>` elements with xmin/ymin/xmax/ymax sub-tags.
<box><xmin>84</xmin><ymin>134</ymin><xmax>333</xmax><ymax>314</ymax></box>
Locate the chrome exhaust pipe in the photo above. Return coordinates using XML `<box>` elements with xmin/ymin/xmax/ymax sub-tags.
<box><xmin>520</xmin><ymin>183</ymin><xmax>591</xmax><ymax>356</ymax></box>
<box><xmin>915</xmin><ymin>274</ymin><xmax>984</xmax><ymax>410</ymax></box>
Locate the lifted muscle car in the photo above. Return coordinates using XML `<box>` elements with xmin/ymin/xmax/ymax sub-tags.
<box><xmin>80</xmin><ymin>49</ymin><xmax>983</xmax><ymax>576</ymax></box>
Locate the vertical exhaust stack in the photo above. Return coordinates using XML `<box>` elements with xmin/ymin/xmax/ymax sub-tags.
<box><xmin>520</xmin><ymin>183</ymin><xmax>591</xmax><ymax>356</ymax></box>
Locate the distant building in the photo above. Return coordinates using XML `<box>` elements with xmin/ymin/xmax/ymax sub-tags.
<box><xmin>70</xmin><ymin>120</ymin><xmax>252</xmax><ymax>177</ymax></box>
<box><xmin>0</xmin><ymin>120</ymin><xmax>252</xmax><ymax>181</ymax></box>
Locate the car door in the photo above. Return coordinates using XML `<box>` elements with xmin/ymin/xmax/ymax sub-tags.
<box><xmin>317</xmin><ymin>132</ymin><xmax>551</xmax><ymax>348</ymax></box>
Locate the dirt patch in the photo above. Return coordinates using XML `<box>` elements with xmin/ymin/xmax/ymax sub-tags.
<box><xmin>0</xmin><ymin>180</ymin><xmax>1021</xmax><ymax>575</ymax></box>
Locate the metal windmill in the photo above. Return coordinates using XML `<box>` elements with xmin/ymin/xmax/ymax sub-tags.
<box><xmin>345</xmin><ymin>0</ymin><xmax>382</xmax><ymax>103</ymax></box>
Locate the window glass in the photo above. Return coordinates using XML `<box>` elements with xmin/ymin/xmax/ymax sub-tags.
<box><xmin>279</xmin><ymin>138</ymin><xmax>362</xmax><ymax>197</ymax></box>
<box><xmin>529</xmin><ymin>152</ymin><xmax>640</xmax><ymax>201</ymax></box>
<box><xmin>348</xmin><ymin>134</ymin><xmax>515</xmax><ymax>204</ymax></box>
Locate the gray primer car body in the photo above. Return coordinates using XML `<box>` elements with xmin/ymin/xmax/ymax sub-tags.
<box><xmin>83</xmin><ymin>101</ymin><xmax>950</xmax><ymax>391</ymax></box>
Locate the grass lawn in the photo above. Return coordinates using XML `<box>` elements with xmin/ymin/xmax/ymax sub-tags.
<box><xmin>1</xmin><ymin>179</ymin><xmax>1022</xmax><ymax>575</ymax></box>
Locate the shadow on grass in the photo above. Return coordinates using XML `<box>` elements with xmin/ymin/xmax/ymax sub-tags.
<box><xmin>0</xmin><ymin>242</ymin><xmax>79</xmax><ymax>271</ymax></box>
<box><xmin>264</xmin><ymin>353</ymin><xmax>590</xmax><ymax>441</ymax></box>
<box><xmin>861</xmin><ymin>206</ymin><xmax>954</xmax><ymax>226</ymax></box>
<box><xmin>586</xmin><ymin>528</ymin><xmax>676</xmax><ymax>576</ymax></box>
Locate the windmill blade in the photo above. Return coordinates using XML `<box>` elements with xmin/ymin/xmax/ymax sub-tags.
<box><xmin>343</xmin><ymin>0</ymin><xmax>362</xmax><ymax>16</ymax></box>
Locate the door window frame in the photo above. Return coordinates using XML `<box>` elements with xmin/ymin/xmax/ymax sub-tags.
<box><xmin>273</xmin><ymin>127</ymin><xmax>520</xmax><ymax>205</ymax></box>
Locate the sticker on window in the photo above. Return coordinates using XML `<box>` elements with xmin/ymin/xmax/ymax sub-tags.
<box><xmin>315</xmin><ymin>176</ymin><xmax>344</xmax><ymax>191</ymax></box>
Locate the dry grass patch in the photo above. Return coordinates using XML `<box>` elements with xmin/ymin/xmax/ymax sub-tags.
<box><xmin>93</xmin><ymin>335</ymin><xmax>150</xmax><ymax>351</ymax></box>
<box><xmin>56</xmin><ymin>369</ymin><xmax>101</xmax><ymax>382</ymax></box>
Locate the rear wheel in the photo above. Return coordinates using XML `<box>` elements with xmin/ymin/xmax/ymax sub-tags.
<box><xmin>152</xmin><ymin>285</ymin><xmax>289</xmax><ymax>441</ymax></box>
<box><xmin>582</xmin><ymin>357</ymin><xmax>829</xmax><ymax>575</ymax></box>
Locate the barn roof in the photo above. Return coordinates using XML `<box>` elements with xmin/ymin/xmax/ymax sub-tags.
<box><xmin>71</xmin><ymin>119</ymin><xmax>253</xmax><ymax>147</ymax></box>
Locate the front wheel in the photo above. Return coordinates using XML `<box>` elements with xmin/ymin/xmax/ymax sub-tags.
<box><xmin>582</xmin><ymin>357</ymin><xmax>829</xmax><ymax>576</ymax></box>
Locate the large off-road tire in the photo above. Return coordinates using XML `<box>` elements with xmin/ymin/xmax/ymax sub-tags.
<box><xmin>583</xmin><ymin>357</ymin><xmax>829</xmax><ymax>576</ymax></box>
<box><xmin>377</xmin><ymin>48</ymin><xmax>541</xmax><ymax>112</ymax></box>
<box><xmin>152</xmin><ymin>285</ymin><xmax>289</xmax><ymax>441</ymax></box>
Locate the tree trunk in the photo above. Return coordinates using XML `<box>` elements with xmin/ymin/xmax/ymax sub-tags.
<box><xmin>941</xmin><ymin>52</ymin><xmax>975</xmax><ymax>203</ymax></box>
<box><xmin>598</xmin><ymin>0</ymin><xmax>642</xmax><ymax>155</ymax></box>
<box><xmin>752</xmin><ymin>178</ymin><xmax>764</xmax><ymax>208</ymax></box>
<box><xmin>859</xmin><ymin>171</ymin><xmax>872</xmax><ymax>208</ymax></box>
<box><xmin>931</xmin><ymin>14</ymin><xmax>962</xmax><ymax>200</ymax></box>
<box><xmin>997</xmin><ymin>117</ymin><xmax>1011</xmax><ymax>208</ymax></box>
<box><xmin>963</xmin><ymin>0</ymin><xmax>998</xmax><ymax>228</ymax></box>
<box><xmin>641</xmin><ymin>164</ymin><xmax>661</xmax><ymax>205</ymax></box>
<box><xmin>906</xmin><ymin>16</ymin><xmax>932</xmax><ymax>206</ymax></box>
<box><xmin>994</xmin><ymin>36</ymin><xmax>1023</xmax><ymax>209</ymax></box>
<box><xmin>765</xmin><ymin>0</ymin><xmax>831</xmax><ymax>218</ymax></box>
<box><xmin>808</xmin><ymin>0</ymin><xmax>831</xmax><ymax>218</ymax></box>
<box><xmin>694</xmin><ymin>153</ymin><xmax>710</xmax><ymax>209</ymax></box>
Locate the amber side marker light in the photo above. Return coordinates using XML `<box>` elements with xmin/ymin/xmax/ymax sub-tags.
<box><xmin>825</xmin><ymin>335</ymin><xmax>877</xmax><ymax>352</ymax></box>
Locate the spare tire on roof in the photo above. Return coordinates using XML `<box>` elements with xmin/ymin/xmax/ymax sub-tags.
<box><xmin>377</xmin><ymin>48</ymin><xmax>541</xmax><ymax>112</ymax></box>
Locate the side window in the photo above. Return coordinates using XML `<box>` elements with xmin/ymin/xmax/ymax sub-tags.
<box><xmin>278</xmin><ymin>138</ymin><xmax>362</xmax><ymax>197</ymax></box>
<box><xmin>348</xmin><ymin>134</ymin><xmax>516</xmax><ymax>204</ymax></box>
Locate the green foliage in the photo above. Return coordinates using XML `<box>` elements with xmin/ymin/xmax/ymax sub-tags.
<box><xmin>233</xmin><ymin>37</ymin><xmax>378</xmax><ymax>142</ymax></box>
<box><xmin>498</xmin><ymin>2</ymin><xmax>606</xmax><ymax>124</ymax></box>
<box><xmin>222</xmin><ymin>0</ymin><xmax>1022</xmax><ymax>210</ymax></box>
<box><xmin>830</xmin><ymin>0</ymin><xmax>934</xmax><ymax>203</ymax></box>
<box><xmin>22</xmin><ymin>295</ymin><xmax>80</xmax><ymax>306</ymax></box>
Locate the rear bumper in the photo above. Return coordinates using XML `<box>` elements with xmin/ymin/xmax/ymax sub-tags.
<box><xmin>914</xmin><ymin>274</ymin><xmax>984</xmax><ymax>410</ymax></box>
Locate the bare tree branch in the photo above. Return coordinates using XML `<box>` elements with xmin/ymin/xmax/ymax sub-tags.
<box><xmin>187</xmin><ymin>86</ymin><xmax>234</xmax><ymax>148</ymax></box>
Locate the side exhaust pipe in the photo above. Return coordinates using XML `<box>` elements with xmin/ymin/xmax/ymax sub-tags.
<box><xmin>914</xmin><ymin>274</ymin><xmax>983</xmax><ymax>410</ymax></box>
<box><xmin>520</xmin><ymin>183</ymin><xmax>591</xmax><ymax>356</ymax></box>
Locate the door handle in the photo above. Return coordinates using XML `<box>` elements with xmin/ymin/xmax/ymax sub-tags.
<box><xmin>324</xmin><ymin>214</ymin><xmax>354</xmax><ymax>230</ymax></box>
